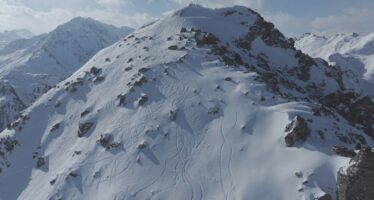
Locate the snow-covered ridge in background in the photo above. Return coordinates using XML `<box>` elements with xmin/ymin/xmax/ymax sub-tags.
<box><xmin>0</xmin><ymin>29</ymin><xmax>34</xmax><ymax>49</ymax></box>
<box><xmin>0</xmin><ymin>4</ymin><xmax>373</xmax><ymax>200</ymax></box>
<box><xmin>0</xmin><ymin>17</ymin><xmax>133</xmax><ymax>131</ymax></box>
<box><xmin>295</xmin><ymin>32</ymin><xmax>374</xmax><ymax>82</ymax></box>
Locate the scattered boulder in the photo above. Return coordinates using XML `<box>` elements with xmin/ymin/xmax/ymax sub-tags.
<box><xmin>90</xmin><ymin>67</ymin><xmax>102</xmax><ymax>76</ymax></box>
<box><xmin>168</xmin><ymin>45</ymin><xmax>178</xmax><ymax>50</ymax></box>
<box><xmin>0</xmin><ymin>136</ymin><xmax>19</xmax><ymax>153</ymax></box>
<box><xmin>117</xmin><ymin>94</ymin><xmax>126</xmax><ymax>106</ymax></box>
<box><xmin>78</xmin><ymin>122</ymin><xmax>94</xmax><ymax>137</ymax></box>
<box><xmin>50</xmin><ymin>123</ymin><xmax>60</xmax><ymax>132</ymax></box>
<box><xmin>137</xmin><ymin>94</ymin><xmax>148</xmax><ymax>106</ymax></box>
<box><xmin>80</xmin><ymin>109</ymin><xmax>90</xmax><ymax>118</ymax></box>
<box><xmin>49</xmin><ymin>178</ymin><xmax>57</xmax><ymax>185</ymax></box>
<box><xmin>36</xmin><ymin>157</ymin><xmax>46</xmax><ymax>168</ymax></box>
<box><xmin>332</xmin><ymin>146</ymin><xmax>357</xmax><ymax>158</ymax></box>
<box><xmin>54</xmin><ymin>100</ymin><xmax>61</xmax><ymax>108</ymax></box>
<box><xmin>137</xmin><ymin>142</ymin><xmax>147</xmax><ymax>150</ymax></box>
<box><xmin>169</xmin><ymin>110</ymin><xmax>177</xmax><ymax>121</ymax></box>
<box><xmin>97</xmin><ymin>134</ymin><xmax>121</xmax><ymax>150</ymax></box>
<box><xmin>208</xmin><ymin>106</ymin><xmax>219</xmax><ymax>115</ymax></box>
<box><xmin>337</xmin><ymin>148</ymin><xmax>374</xmax><ymax>200</ymax></box>
<box><xmin>284</xmin><ymin>116</ymin><xmax>310</xmax><ymax>147</ymax></box>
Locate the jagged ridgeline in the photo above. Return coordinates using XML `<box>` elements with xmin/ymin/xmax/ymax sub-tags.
<box><xmin>0</xmin><ymin>4</ymin><xmax>373</xmax><ymax>200</ymax></box>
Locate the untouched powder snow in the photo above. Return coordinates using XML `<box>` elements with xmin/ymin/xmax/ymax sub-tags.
<box><xmin>0</xmin><ymin>4</ymin><xmax>372</xmax><ymax>200</ymax></box>
<box><xmin>0</xmin><ymin>17</ymin><xmax>133</xmax><ymax>131</ymax></box>
<box><xmin>295</xmin><ymin>32</ymin><xmax>374</xmax><ymax>82</ymax></box>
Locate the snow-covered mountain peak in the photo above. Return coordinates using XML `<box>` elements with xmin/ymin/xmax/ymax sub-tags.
<box><xmin>0</xmin><ymin>4</ymin><xmax>373</xmax><ymax>200</ymax></box>
<box><xmin>296</xmin><ymin>32</ymin><xmax>374</xmax><ymax>81</ymax></box>
<box><xmin>0</xmin><ymin>18</ymin><xmax>133</xmax><ymax>132</ymax></box>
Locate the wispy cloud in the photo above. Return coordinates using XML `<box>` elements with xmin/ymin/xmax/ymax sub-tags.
<box><xmin>312</xmin><ymin>8</ymin><xmax>374</xmax><ymax>34</ymax></box>
<box><xmin>0</xmin><ymin>0</ymin><xmax>154</xmax><ymax>34</ymax></box>
<box><xmin>170</xmin><ymin>0</ymin><xmax>264</xmax><ymax>10</ymax></box>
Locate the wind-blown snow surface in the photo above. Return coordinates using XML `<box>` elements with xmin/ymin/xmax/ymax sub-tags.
<box><xmin>0</xmin><ymin>5</ymin><xmax>372</xmax><ymax>200</ymax></box>
<box><xmin>0</xmin><ymin>29</ymin><xmax>34</xmax><ymax>49</ymax></box>
<box><xmin>295</xmin><ymin>33</ymin><xmax>374</xmax><ymax>82</ymax></box>
<box><xmin>0</xmin><ymin>17</ymin><xmax>133</xmax><ymax>130</ymax></box>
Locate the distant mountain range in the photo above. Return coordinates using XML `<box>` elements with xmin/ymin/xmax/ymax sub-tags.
<box><xmin>0</xmin><ymin>4</ymin><xmax>372</xmax><ymax>200</ymax></box>
<box><xmin>296</xmin><ymin>32</ymin><xmax>374</xmax><ymax>82</ymax></box>
<box><xmin>0</xmin><ymin>29</ymin><xmax>34</xmax><ymax>49</ymax></box>
<box><xmin>0</xmin><ymin>17</ymin><xmax>133</xmax><ymax>131</ymax></box>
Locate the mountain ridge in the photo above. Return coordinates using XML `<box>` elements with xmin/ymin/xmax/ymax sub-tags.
<box><xmin>0</xmin><ymin>4</ymin><xmax>372</xmax><ymax>200</ymax></box>
<box><xmin>0</xmin><ymin>17</ymin><xmax>133</xmax><ymax>131</ymax></box>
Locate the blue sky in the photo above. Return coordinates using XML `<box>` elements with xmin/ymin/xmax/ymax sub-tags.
<box><xmin>1</xmin><ymin>0</ymin><xmax>373</xmax><ymax>36</ymax></box>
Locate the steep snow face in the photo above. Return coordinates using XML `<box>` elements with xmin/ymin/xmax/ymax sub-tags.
<box><xmin>0</xmin><ymin>29</ymin><xmax>34</xmax><ymax>49</ymax></box>
<box><xmin>0</xmin><ymin>4</ymin><xmax>372</xmax><ymax>200</ymax></box>
<box><xmin>0</xmin><ymin>17</ymin><xmax>133</xmax><ymax>131</ymax></box>
<box><xmin>295</xmin><ymin>33</ymin><xmax>374</xmax><ymax>82</ymax></box>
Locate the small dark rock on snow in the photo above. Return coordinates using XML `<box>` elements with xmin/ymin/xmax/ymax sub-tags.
<box><xmin>78</xmin><ymin>122</ymin><xmax>94</xmax><ymax>137</ymax></box>
<box><xmin>284</xmin><ymin>116</ymin><xmax>310</xmax><ymax>147</ymax></box>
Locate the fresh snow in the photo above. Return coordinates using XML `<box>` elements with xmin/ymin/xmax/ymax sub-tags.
<box><xmin>295</xmin><ymin>32</ymin><xmax>374</xmax><ymax>82</ymax></box>
<box><xmin>0</xmin><ymin>4</ymin><xmax>371</xmax><ymax>200</ymax></box>
<box><xmin>0</xmin><ymin>17</ymin><xmax>133</xmax><ymax>131</ymax></box>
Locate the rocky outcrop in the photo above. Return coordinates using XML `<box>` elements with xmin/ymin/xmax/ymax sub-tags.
<box><xmin>337</xmin><ymin>148</ymin><xmax>374</xmax><ymax>200</ymax></box>
<box><xmin>284</xmin><ymin>116</ymin><xmax>310</xmax><ymax>147</ymax></box>
<box><xmin>317</xmin><ymin>193</ymin><xmax>332</xmax><ymax>200</ymax></box>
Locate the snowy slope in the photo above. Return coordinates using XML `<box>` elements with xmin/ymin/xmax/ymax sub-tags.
<box><xmin>0</xmin><ymin>17</ymin><xmax>133</xmax><ymax>131</ymax></box>
<box><xmin>0</xmin><ymin>4</ymin><xmax>373</xmax><ymax>200</ymax></box>
<box><xmin>0</xmin><ymin>29</ymin><xmax>34</xmax><ymax>49</ymax></box>
<box><xmin>295</xmin><ymin>33</ymin><xmax>374</xmax><ymax>82</ymax></box>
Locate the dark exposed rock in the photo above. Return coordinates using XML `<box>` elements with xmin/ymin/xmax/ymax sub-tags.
<box><xmin>316</xmin><ymin>193</ymin><xmax>332</xmax><ymax>200</ymax></box>
<box><xmin>284</xmin><ymin>116</ymin><xmax>310</xmax><ymax>147</ymax></box>
<box><xmin>137</xmin><ymin>142</ymin><xmax>147</xmax><ymax>150</ymax></box>
<box><xmin>138</xmin><ymin>68</ymin><xmax>150</xmax><ymax>73</ymax></box>
<box><xmin>49</xmin><ymin>178</ymin><xmax>57</xmax><ymax>185</ymax></box>
<box><xmin>80</xmin><ymin>110</ymin><xmax>90</xmax><ymax>118</ymax></box>
<box><xmin>332</xmin><ymin>146</ymin><xmax>357</xmax><ymax>158</ymax></box>
<box><xmin>54</xmin><ymin>100</ymin><xmax>61</xmax><ymax>108</ymax></box>
<box><xmin>78</xmin><ymin>122</ymin><xmax>94</xmax><ymax>137</ymax></box>
<box><xmin>50</xmin><ymin>123</ymin><xmax>60</xmax><ymax>132</ymax></box>
<box><xmin>90</xmin><ymin>67</ymin><xmax>102</xmax><ymax>76</ymax></box>
<box><xmin>320</xmin><ymin>91</ymin><xmax>374</xmax><ymax>139</ymax></box>
<box><xmin>180</xmin><ymin>27</ymin><xmax>188</xmax><ymax>33</ymax></box>
<box><xmin>208</xmin><ymin>106</ymin><xmax>219</xmax><ymax>115</ymax></box>
<box><xmin>97</xmin><ymin>134</ymin><xmax>121</xmax><ymax>150</ymax></box>
<box><xmin>168</xmin><ymin>45</ymin><xmax>178</xmax><ymax>50</ymax></box>
<box><xmin>138</xmin><ymin>94</ymin><xmax>148</xmax><ymax>106</ymax></box>
<box><xmin>133</xmin><ymin>76</ymin><xmax>147</xmax><ymax>87</ymax></box>
<box><xmin>68</xmin><ymin>171</ymin><xmax>78</xmax><ymax>178</ymax></box>
<box><xmin>0</xmin><ymin>136</ymin><xmax>19</xmax><ymax>153</ymax></box>
<box><xmin>117</xmin><ymin>94</ymin><xmax>126</xmax><ymax>106</ymax></box>
<box><xmin>169</xmin><ymin>110</ymin><xmax>177</xmax><ymax>121</ymax></box>
<box><xmin>195</xmin><ymin>31</ymin><xmax>220</xmax><ymax>47</ymax></box>
<box><xmin>337</xmin><ymin>148</ymin><xmax>374</xmax><ymax>200</ymax></box>
<box><xmin>36</xmin><ymin>157</ymin><xmax>45</xmax><ymax>168</ymax></box>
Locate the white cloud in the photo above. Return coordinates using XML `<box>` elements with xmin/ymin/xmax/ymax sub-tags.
<box><xmin>171</xmin><ymin>0</ymin><xmax>264</xmax><ymax>10</ymax></box>
<box><xmin>312</xmin><ymin>8</ymin><xmax>374</xmax><ymax>34</ymax></box>
<box><xmin>263</xmin><ymin>12</ymin><xmax>306</xmax><ymax>37</ymax></box>
<box><xmin>96</xmin><ymin>0</ymin><xmax>127</xmax><ymax>8</ymax></box>
<box><xmin>0</xmin><ymin>0</ymin><xmax>154</xmax><ymax>34</ymax></box>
